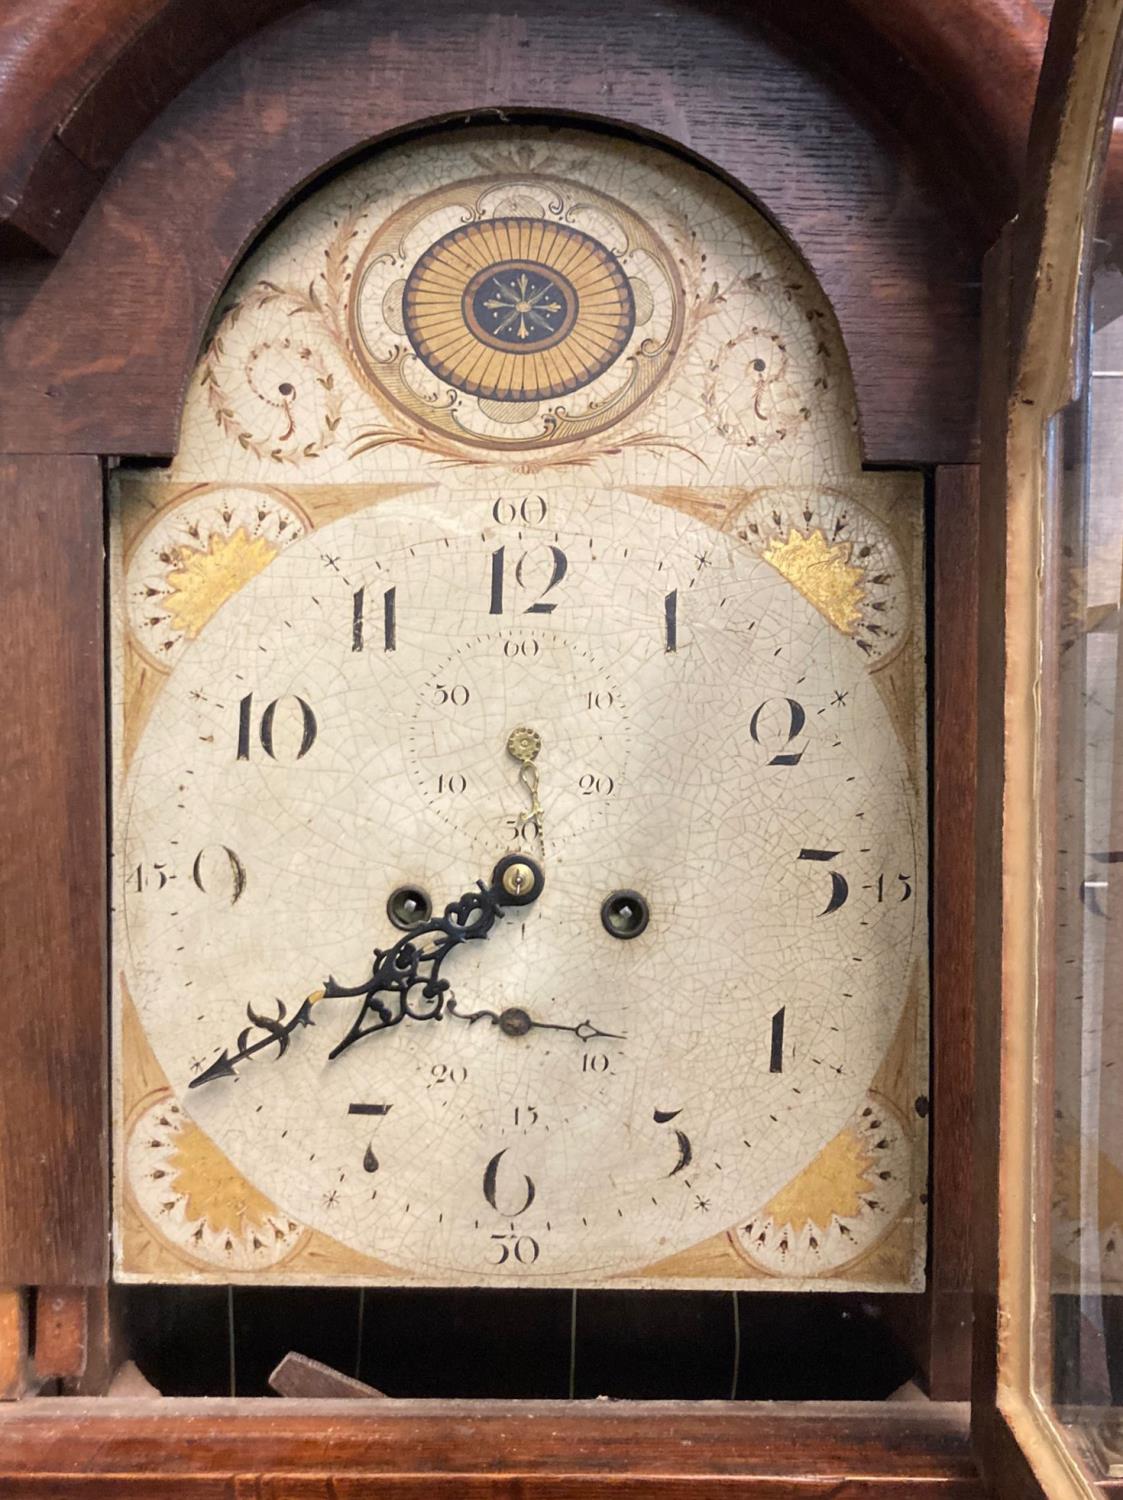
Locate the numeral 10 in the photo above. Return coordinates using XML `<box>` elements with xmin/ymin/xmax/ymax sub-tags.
<box><xmin>236</xmin><ymin>694</ymin><xmax>317</xmax><ymax>761</ymax></box>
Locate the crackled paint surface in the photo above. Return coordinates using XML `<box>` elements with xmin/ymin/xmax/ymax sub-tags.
<box><xmin>112</xmin><ymin>127</ymin><xmax>927</xmax><ymax>1289</ymax></box>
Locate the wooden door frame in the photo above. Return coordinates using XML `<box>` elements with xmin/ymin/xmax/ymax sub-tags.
<box><xmin>972</xmin><ymin>0</ymin><xmax>1123</xmax><ymax>1494</ymax></box>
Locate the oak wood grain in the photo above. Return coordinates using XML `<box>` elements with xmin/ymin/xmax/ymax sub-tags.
<box><xmin>970</xmin><ymin>224</ymin><xmax>1012</xmax><ymax>1486</ymax></box>
<box><xmin>0</xmin><ymin>0</ymin><xmax>980</xmax><ymax>465</ymax></box>
<box><xmin>33</xmin><ymin>1289</ymin><xmax>88</xmax><ymax>1383</ymax></box>
<box><xmin>880</xmin><ymin>468</ymin><xmax>978</xmax><ymax>1401</ymax></box>
<box><xmin>0</xmin><ymin>456</ymin><xmax>107</xmax><ymax>1286</ymax></box>
<box><xmin>0</xmin><ymin>1398</ymin><xmax>984</xmax><ymax>1495</ymax></box>
<box><xmin>0</xmin><ymin>0</ymin><xmax>1052</xmax><ymax>257</ymax></box>
<box><xmin>929</xmin><ymin>466</ymin><xmax>981</xmax><ymax>1395</ymax></box>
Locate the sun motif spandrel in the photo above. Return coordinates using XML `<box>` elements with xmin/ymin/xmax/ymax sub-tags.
<box><xmin>731</xmin><ymin>1095</ymin><xmax>913</xmax><ymax>1278</ymax></box>
<box><xmin>125</xmin><ymin>1096</ymin><xmax>307</xmax><ymax>1272</ymax></box>
<box><xmin>729</xmin><ymin>486</ymin><xmax>912</xmax><ymax>666</ymax></box>
<box><xmin>123</xmin><ymin>483</ymin><xmax>311</xmax><ymax>667</ymax></box>
<box><xmin>762</xmin><ymin>529</ymin><xmax>866</xmax><ymax>636</ymax></box>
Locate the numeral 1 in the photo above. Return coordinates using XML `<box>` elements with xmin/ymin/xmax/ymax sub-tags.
<box><xmin>770</xmin><ymin>1008</ymin><xmax>785</xmax><ymax>1073</ymax></box>
<box><xmin>490</xmin><ymin>548</ymin><xmax>505</xmax><ymax>615</ymax></box>
<box><xmin>665</xmin><ymin>589</ymin><xmax>678</xmax><ymax>652</ymax></box>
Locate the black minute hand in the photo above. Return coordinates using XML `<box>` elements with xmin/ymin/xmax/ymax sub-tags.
<box><xmin>189</xmin><ymin>855</ymin><xmax>544</xmax><ymax>1088</ymax></box>
<box><xmin>447</xmin><ymin>998</ymin><xmax>624</xmax><ymax>1043</ymax></box>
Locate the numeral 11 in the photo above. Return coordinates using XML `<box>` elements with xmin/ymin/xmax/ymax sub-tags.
<box><xmin>352</xmin><ymin>586</ymin><xmax>396</xmax><ymax>652</ymax></box>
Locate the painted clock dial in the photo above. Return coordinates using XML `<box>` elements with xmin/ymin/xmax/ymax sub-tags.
<box><xmin>112</xmin><ymin>125</ymin><xmax>928</xmax><ymax>1289</ymax></box>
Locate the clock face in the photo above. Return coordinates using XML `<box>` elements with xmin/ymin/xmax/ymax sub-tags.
<box><xmin>111</xmin><ymin>124</ymin><xmax>927</xmax><ymax>1289</ymax></box>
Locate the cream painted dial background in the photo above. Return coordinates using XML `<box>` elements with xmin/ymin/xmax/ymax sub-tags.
<box><xmin>112</xmin><ymin>123</ymin><xmax>927</xmax><ymax>1290</ymax></box>
<box><xmin>120</xmin><ymin>487</ymin><xmax>917</xmax><ymax>1283</ymax></box>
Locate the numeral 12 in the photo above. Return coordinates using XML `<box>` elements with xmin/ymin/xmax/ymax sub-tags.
<box><xmin>490</xmin><ymin>545</ymin><xmax>567</xmax><ymax>614</ymax></box>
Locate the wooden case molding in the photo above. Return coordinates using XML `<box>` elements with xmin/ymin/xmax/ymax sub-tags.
<box><xmin>0</xmin><ymin>0</ymin><xmax>1051</xmax><ymax>466</ymax></box>
<box><xmin>973</xmin><ymin>0</ymin><xmax>1123</xmax><ymax>1496</ymax></box>
<box><xmin>0</xmin><ymin>0</ymin><xmax>1009</xmax><ymax>1489</ymax></box>
<box><xmin>0</xmin><ymin>0</ymin><xmax>1051</xmax><ymax>258</ymax></box>
<box><xmin>0</xmin><ymin>1400</ymin><xmax>984</xmax><ymax>1498</ymax></box>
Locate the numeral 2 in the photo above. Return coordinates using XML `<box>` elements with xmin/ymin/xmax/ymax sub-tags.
<box><xmin>749</xmin><ymin>697</ymin><xmax>807</xmax><ymax>766</ymax></box>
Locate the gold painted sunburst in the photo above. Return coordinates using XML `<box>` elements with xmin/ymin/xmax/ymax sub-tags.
<box><xmin>730</xmin><ymin>1096</ymin><xmax>912</xmax><ymax>1276</ymax></box>
<box><xmin>402</xmin><ymin>217</ymin><xmax>635</xmax><ymax>402</ymax></box>
<box><xmin>763</xmin><ymin>528</ymin><xmax>865</xmax><ymax>635</ymax></box>
<box><xmin>166</xmin><ymin>1117</ymin><xmax>280</xmax><ymax>1240</ymax></box>
<box><xmin>764</xmin><ymin>1123</ymin><xmax>877</xmax><ymax>1236</ymax></box>
<box><xmin>164</xmin><ymin>527</ymin><xmax>278</xmax><ymax>639</ymax></box>
<box><xmin>125</xmin><ymin>1092</ymin><xmax>308</xmax><ymax>1271</ymax></box>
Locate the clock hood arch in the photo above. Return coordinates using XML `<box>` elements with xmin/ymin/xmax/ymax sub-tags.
<box><xmin>167</xmin><ymin>118</ymin><xmax>870</xmax><ymax>478</ymax></box>
<box><xmin>0</xmin><ymin>0</ymin><xmax>1011</xmax><ymax>465</ymax></box>
<box><xmin>0</xmin><ymin>0</ymin><xmax>1051</xmax><ymax>259</ymax></box>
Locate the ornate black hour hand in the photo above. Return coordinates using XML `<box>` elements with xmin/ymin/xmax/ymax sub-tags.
<box><xmin>325</xmin><ymin>855</ymin><xmax>543</xmax><ymax>1059</ymax></box>
<box><xmin>189</xmin><ymin>993</ymin><xmax>320</xmax><ymax>1086</ymax></box>
<box><xmin>189</xmin><ymin>855</ymin><xmax>543</xmax><ymax>1087</ymax></box>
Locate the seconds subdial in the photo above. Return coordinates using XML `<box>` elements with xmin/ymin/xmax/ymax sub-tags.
<box><xmin>407</xmin><ymin>631</ymin><xmax>629</xmax><ymax>858</ymax></box>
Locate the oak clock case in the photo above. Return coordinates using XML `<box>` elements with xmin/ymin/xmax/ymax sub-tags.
<box><xmin>111</xmin><ymin>126</ymin><xmax>928</xmax><ymax>1292</ymax></box>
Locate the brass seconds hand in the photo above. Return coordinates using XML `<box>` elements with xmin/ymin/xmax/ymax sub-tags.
<box><xmin>507</xmin><ymin>725</ymin><xmax>545</xmax><ymax>858</ymax></box>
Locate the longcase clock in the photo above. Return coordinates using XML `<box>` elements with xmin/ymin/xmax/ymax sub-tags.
<box><xmin>0</xmin><ymin>0</ymin><xmax>1092</xmax><ymax>1492</ymax></box>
